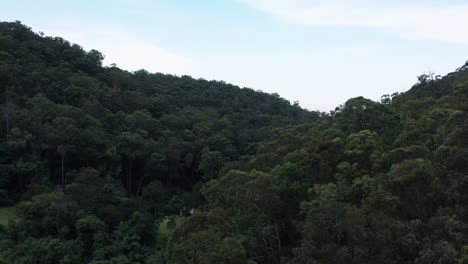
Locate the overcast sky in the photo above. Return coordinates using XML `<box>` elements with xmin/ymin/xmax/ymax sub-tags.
<box><xmin>2</xmin><ymin>0</ymin><xmax>468</xmax><ymax>111</ymax></box>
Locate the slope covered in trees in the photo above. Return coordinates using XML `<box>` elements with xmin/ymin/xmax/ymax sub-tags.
<box><xmin>1</xmin><ymin>21</ymin><xmax>468</xmax><ymax>264</ymax></box>
<box><xmin>0</xmin><ymin>21</ymin><xmax>318</xmax><ymax>198</ymax></box>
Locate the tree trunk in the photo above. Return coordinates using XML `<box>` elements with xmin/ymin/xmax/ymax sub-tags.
<box><xmin>136</xmin><ymin>173</ymin><xmax>147</xmax><ymax>197</ymax></box>
<box><xmin>2</xmin><ymin>101</ymin><xmax>16</xmax><ymax>137</ymax></box>
<box><xmin>128</xmin><ymin>158</ymin><xmax>132</xmax><ymax>194</ymax></box>
<box><xmin>61</xmin><ymin>154</ymin><xmax>65</xmax><ymax>186</ymax></box>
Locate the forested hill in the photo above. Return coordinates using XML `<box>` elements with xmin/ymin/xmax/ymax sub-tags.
<box><xmin>1</xmin><ymin>20</ymin><xmax>468</xmax><ymax>264</ymax></box>
<box><xmin>0</xmin><ymin>21</ymin><xmax>318</xmax><ymax>196</ymax></box>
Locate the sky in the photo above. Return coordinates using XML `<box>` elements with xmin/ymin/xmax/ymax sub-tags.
<box><xmin>2</xmin><ymin>0</ymin><xmax>468</xmax><ymax>111</ymax></box>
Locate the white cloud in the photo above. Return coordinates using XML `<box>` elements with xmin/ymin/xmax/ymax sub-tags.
<box><xmin>43</xmin><ymin>25</ymin><xmax>201</xmax><ymax>76</ymax></box>
<box><xmin>237</xmin><ymin>0</ymin><xmax>468</xmax><ymax>44</ymax></box>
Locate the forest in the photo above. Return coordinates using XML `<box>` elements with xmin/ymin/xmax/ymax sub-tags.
<box><xmin>0</xmin><ymin>21</ymin><xmax>467</xmax><ymax>264</ymax></box>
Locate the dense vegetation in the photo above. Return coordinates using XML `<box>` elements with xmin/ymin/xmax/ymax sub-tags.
<box><xmin>0</xmin><ymin>21</ymin><xmax>467</xmax><ymax>263</ymax></box>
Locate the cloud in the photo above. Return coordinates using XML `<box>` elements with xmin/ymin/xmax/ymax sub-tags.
<box><xmin>237</xmin><ymin>0</ymin><xmax>468</xmax><ymax>44</ymax></box>
<box><xmin>43</xmin><ymin>25</ymin><xmax>201</xmax><ymax>76</ymax></box>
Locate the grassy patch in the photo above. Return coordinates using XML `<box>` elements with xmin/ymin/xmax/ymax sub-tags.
<box><xmin>0</xmin><ymin>207</ymin><xmax>18</xmax><ymax>226</ymax></box>
<box><xmin>158</xmin><ymin>216</ymin><xmax>183</xmax><ymax>236</ymax></box>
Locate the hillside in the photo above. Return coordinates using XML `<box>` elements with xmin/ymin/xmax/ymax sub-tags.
<box><xmin>0</xmin><ymin>21</ymin><xmax>318</xmax><ymax>200</ymax></box>
<box><xmin>1</xmin><ymin>21</ymin><xmax>468</xmax><ymax>264</ymax></box>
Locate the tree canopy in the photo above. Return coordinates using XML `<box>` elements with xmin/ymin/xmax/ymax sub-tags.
<box><xmin>1</xmin><ymin>21</ymin><xmax>468</xmax><ymax>264</ymax></box>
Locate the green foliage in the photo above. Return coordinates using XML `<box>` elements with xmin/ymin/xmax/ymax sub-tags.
<box><xmin>199</xmin><ymin>148</ymin><xmax>224</xmax><ymax>181</ymax></box>
<box><xmin>167</xmin><ymin>209</ymin><xmax>251</xmax><ymax>264</ymax></box>
<box><xmin>1</xmin><ymin>21</ymin><xmax>468</xmax><ymax>264</ymax></box>
<box><xmin>169</xmin><ymin>230</ymin><xmax>249</xmax><ymax>264</ymax></box>
<box><xmin>0</xmin><ymin>207</ymin><xmax>18</xmax><ymax>226</ymax></box>
<box><xmin>293</xmin><ymin>202</ymin><xmax>396</xmax><ymax>264</ymax></box>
